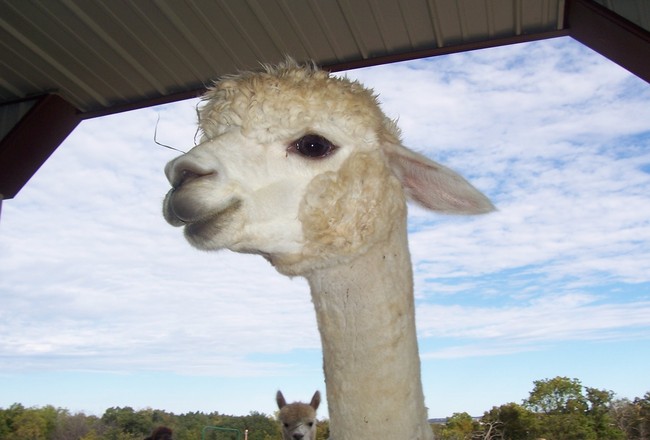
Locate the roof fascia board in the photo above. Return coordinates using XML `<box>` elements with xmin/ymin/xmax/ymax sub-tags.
<box><xmin>82</xmin><ymin>88</ymin><xmax>204</xmax><ymax>120</ymax></box>
<box><xmin>82</xmin><ymin>30</ymin><xmax>569</xmax><ymax>120</ymax></box>
<box><xmin>0</xmin><ymin>94</ymin><xmax>80</xmax><ymax>199</ymax></box>
<box><xmin>567</xmin><ymin>0</ymin><xmax>650</xmax><ymax>84</ymax></box>
<box><xmin>324</xmin><ymin>30</ymin><xmax>570</xmax><ymax>72</ymax></box>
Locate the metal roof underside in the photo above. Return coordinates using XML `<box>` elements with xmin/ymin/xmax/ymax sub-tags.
<box><xmin>1</xmin><ymin>0</ymin><xmax>649</xmax><ymax>200</ymax></box>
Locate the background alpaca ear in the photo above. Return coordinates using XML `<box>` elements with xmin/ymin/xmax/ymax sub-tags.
<box><xmin>310</xmin><ymin>391</ymin><xmax>321</xmax><ymax>410</ymax></box>
<box><xmin>386</xmin><ymin>144</ymin><xmax>495</xmax><ymax>215</ymax></box>
<box><xmin>276</xmin><ymin>390</ymin><xmax>287</xmax><ymax>409</ymax></box>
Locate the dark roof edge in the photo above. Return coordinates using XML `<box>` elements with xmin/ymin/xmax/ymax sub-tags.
<box><xmin>325</xmin><ymin>30</ymin><xmax>570</xmax><ymax>72</ymax></box>
<box><xmin>81</xmin><ymin>88</ymin><xmax>205</xmax><ymax>120</ymax></box>
<box><xmin>82</xmin><ymin>30</ymin><xmax>569</xmax><ymax>121</ymax></box>
<box><xmin>566</xmin><ymin>0</ymin><xmax>650</xmax><ymax>84</ymax></box>
<box><xmin>0</xmin><ymin>95</ymin><xmax>81</xmax><ymax>199</ymax></box>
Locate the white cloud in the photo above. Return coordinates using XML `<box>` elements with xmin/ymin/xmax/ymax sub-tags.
<box><xmin>418</xmin><ymin>292</ymin><xmax>650</xmax><ymax>360</ymax></box>
<box><xmin>1</xmin><ymin>37</ymin><xmax>649</xmax><ymax>416</ymax></box>
<box><xmin>0</xmin><ymin>104</ymin><xmax>320</xmax><ymax>375</ymax></box>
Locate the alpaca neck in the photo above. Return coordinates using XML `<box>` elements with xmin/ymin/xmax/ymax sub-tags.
<box><xmin>306</xmin><ymin>220</ymin><xmax>433</xmax><ymax>440</ymax></box>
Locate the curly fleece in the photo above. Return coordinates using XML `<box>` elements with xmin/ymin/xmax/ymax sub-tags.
<box><xmin>198</xmin><ymin>59</ymin><xmax>402</xmax><ymax>150</ymax></box>
<box><xmin>293</xmin><ymin>150</ymin><xmax>406</xmax><ymax>274</ymax></box>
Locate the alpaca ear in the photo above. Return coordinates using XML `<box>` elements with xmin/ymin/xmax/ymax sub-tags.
<box><xmin>276</xmin><ymin>391</ymin><xmax>287</xmax><ymax>409</ymax></box>
<box><xmin>386</xmin><ymin>144</ymin><xmax>495</xmax><ymax>215</ymax></box>
<box><xmin>310</xmin><ymin>391</ymin><xmax>321</xmax><ymax>410</ymax></box>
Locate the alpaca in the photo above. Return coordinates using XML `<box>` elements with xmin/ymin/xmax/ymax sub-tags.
<box><xmin>144</xmin><ymin>427</ymin><xmax>173</xmax><ymax>440</ymax></box>
<box><xmin>276</xmin><ymin>390</ymin><xmax>321</xmax><ymax>440</ymax></box>
<box><xmin>163</xmin><ymin>59</ymin><xmax>494</xmax><ymax>439</ymax></box>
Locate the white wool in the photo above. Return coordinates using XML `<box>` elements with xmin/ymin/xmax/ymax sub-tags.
<box><xmin>163</xmin><ymin>60</ymin><xmax>494</xmax><ymax>440</ymax></box>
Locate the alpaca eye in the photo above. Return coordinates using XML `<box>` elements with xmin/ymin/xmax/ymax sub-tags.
<box><xmin>291</xmin><ymin>134</ymin><xmax>336</xmax><ymax>158</ymax></box>
<box><xmin>283</xmin><ymin>423</ymin><xmax>289</xmax><ymax>428</ymax></box>
<box><xmin>308</xmin><ymin>422</ymin><xmax>314</xmax><ymax>427</ymax></box>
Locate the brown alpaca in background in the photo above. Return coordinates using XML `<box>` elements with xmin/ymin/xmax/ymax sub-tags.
<box><xmin>144</xmin><ymin>426</ymin><xmax>173</xmax><ymax>440</ymax></box>
<box><xmin>276</xmin><ymin>391</ymin><xmax>320</xmax><ymax>440</ymax></box>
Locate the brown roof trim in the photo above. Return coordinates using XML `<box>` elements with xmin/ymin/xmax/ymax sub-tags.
<box><xmin>81</xmin><ymin>30</ymin><xmax>570</xmax><ymax>122</ymax></box>
<box><xmin>81</xmin><ymin>88</ymin><xmax>205</xmax><ymax>120</ymax></box>
<box><xmin>0</xmin><ymin>95</ymin><xmax>80</xmax><ymax>199</ymax></box>
<box><xmin>566</xmin><ymin>0</ymin><xmax>650</xmax><ymax>84</ymax></box>
<box><xmin>324</xmin><ymin>30</ymin><xmax>570</xmax><ymax>73</ymax></box>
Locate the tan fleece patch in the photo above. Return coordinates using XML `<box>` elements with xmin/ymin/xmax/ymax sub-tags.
<box><xmin>298</xmin><ymin>150</ymin><xmax>406</xmax><ymax>269</ymax></box>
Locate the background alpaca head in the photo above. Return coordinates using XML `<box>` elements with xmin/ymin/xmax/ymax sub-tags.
<box><xmin>163</xmin><ymin>59</ymin><xmax>493</xmax><ymax>276</ymax></box>
<box><xmin>144</xmin><ymin>426</ymin><xmax>172</xmax><ymax>440</ymax></box>
<box><xmin>276</xmin><ymin>390</ymin><xmax>320</xmax><ymax>440</ymax></box>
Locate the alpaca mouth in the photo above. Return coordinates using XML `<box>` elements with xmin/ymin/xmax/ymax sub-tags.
<box><xmin>163</xmin><ymin>189</ymin><xmax>242</xmax><ymax>231</ymax></box>
<box><xmin>181</xmin><ymin>199</ymin><xmax>242</xmax><ymax>242</ymax></box>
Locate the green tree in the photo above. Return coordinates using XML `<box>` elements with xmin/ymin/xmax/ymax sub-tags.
<box><xmin>205</xmin><ymin>411</ymin><xmax>279</xmax><ymax>440</ymax></box>
<box><xmin>524</xmin><ymin>376</ymin><xmax>591</xmax><ymax>440</ymax></box>
<box><xmin>80</xmin><ymin>429</ymin><xmax>102</xmax><ymax>440</ymax></box>
<box><xmin>173</xmin><ymin>411</ymin><xmax>212</xmax><ymax>440</ymax></box>
<box><xmin>523</xmin><ymin>376</ymin><xmax>628</xmax><ymax>440</ymax></box>
<box><xmin>315</xmin><ymin>419</ymin><xmax>329</xmax><ymax>440</ymax></box>
<box><xmin>526</xmin><ymin>377</ymin><xmax>587</xmax><ymax>415</ymax></box>
<box><xmin>638</xmin><ymin>392</ymin><xmax>650</xmax><ymax>440</ymax></box>
<box><xmin>482</xmin><ymin>402</ymin><xmax>539</xmax><ymax>439</ymax></box>
<box><xmin>610</xmin><ymin>398</ymin><xmax>640</xmax><ymax>439</ymax></box>
<box><xmin>612</xmin><ymin>392</ymin><xmax>650</xmax><ymax>440</ymax></box>
<box><xmin>241</xmin><ymin>411</ymin><xmax>280</xmax><ymax>440</ymax></box>
<box><xmin>6</xmin><ymin>407</ymin><xmax>48</xmax><ymax>440</ymax></box>
<box><xmin>585</xmin><ymin>387</ymin><xmax>622</xmax><ymax>439</ymax></box>
<box><xmin>0</xmin><ymin>404</ymin><xmax>24</xmax><ymax>438</ymax></box>
<box><xmin>53</xmin><ymin>411</ymin><xmax>96</xmax><ymax>440</ymax></box>
<box><xmin>433</xmin><ymin>412</ymin><xmax>479</xmax><ymax>440</ymax></box>
<box><xmin>101</xmin><ymin>407</ymin><xmax>152</xmax><ymax>440</ymax></box>
<box><xmin>0</xmin><ymin>404</ymin><xmax>18</xmax><ymax>439</ymax></box>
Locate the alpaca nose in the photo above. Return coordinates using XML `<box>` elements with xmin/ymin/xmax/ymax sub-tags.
<box><xmin>165</xmin><ymin>156</ymin><xmax>217</xmax><ymax>189</ymax></box>
<box><xmin>292</xmin><ymin>434</ymin><xmax>304</xmax><ymax>440</ymax></box>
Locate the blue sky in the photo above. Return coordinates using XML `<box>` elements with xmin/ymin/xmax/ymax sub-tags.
<box><xmin>1</xmin><ymin>37</ymin><xmax>649</xmax><ymax>419</ymax></box>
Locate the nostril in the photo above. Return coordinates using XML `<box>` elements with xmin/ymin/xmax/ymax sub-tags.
<box><xmin>165</xmin><ymin>156</ymin><xmax>217</xmax><ymax>188</ymax></box>
<box><xmin>177</xmin><ymin>169</ymin><xmax>200</xmax><ymax>187</ymax></box>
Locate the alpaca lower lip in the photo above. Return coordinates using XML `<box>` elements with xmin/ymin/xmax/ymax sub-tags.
<box><xmin>165</xmin><ymin>182</ymin><xmax>230</xmax><ymax>221</ymax></box>
<box><xmin>163</xmin><ymin>186</ymin><xmax>242</xmax><ymax>229</ymax></box>
<box><xmin>162</xmin><ymin>190</ymin><xmax>185</xmax><ymax>226</ymax></box>
<box><xmin>182</xmin><ymin>200</ymin><xmax>242</xmax><ymax>236</ymax></box>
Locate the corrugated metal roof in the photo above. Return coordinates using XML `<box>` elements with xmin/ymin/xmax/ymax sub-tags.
<box><xmin>1</xmin><ymin>0</ymin><xmax>649</xmax><ymax>201</ymax></box>
<box><xmin>1</xmin><ymin>0</ymin><xmax>566</xmax><ymax>114</ymax></box>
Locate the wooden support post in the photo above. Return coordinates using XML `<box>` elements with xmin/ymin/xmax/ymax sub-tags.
<box><xmin>0</xmin><ymin>94</ymin><xmax>80</xmax><ymax>199</ymax></box>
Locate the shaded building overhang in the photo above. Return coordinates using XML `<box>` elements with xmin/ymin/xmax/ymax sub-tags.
<box><xmin>1</xmin><ymin>0</ymin><xmax>648</xmax><ymax>202</ymax></box>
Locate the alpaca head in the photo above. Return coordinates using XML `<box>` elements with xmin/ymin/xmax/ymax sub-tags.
<box><xmin>276</xmin><ymin>390</ymin><xmax>320</xmax><ymax>440</ymax></box>
<box><xmin>163</xmin><ymin>59</ymin><xmax>494</xmax><ymax>275</ymax></box>
<box><xmin>144</xmin><ymin>427</ymin><xmax>173</xmax><ymax>440</ymax></box>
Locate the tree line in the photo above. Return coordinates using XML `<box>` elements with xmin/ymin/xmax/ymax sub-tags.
<box><xmin>433</xmin><ymin>376</ymin><xmax>650</xmax><ymax>440</ymax></box>
<box><xmin>0</xmin><ymin>404</ymin><xmax>330</xmax><ymax>440</ymax></box>
<box><xmin>1</xmin><ymin>377</ymin><xmax>648</xmax><ymax>440</ymax></box>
